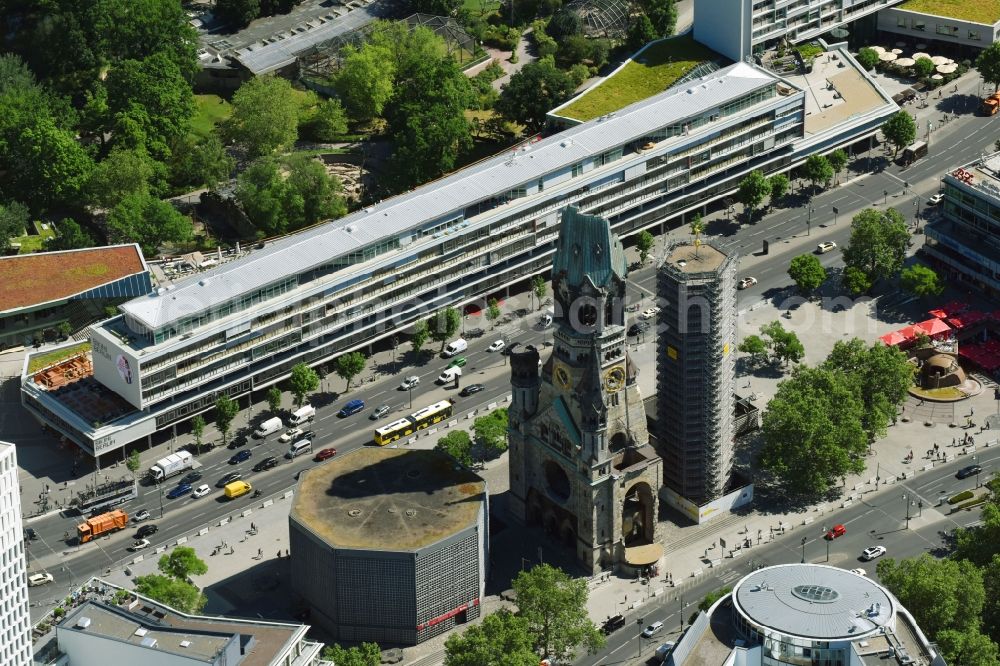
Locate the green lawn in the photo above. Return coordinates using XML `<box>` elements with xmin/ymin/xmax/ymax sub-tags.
<box><xmin>190</xmin><ymin>94</ymin><xmax>232</xmax><ymax>139</ymax></box>
<box><xmin>28</xmin><ymin>342</ymin><xmax>91</xmax><ymax>374</ymax></box>
<box><xmin>462</xmin><ymin>0</ymin><xmax>501</xmax><ymax>15</ymax></box>
<box><xmin>555</xmin><ymin>35</ymin><xmax>718</xmax><ymax>123</ymax></box>
<box><xmin>898</xmin><ymin>0</ymin><xmax>1000</xmax><ymax>23</ymax></box>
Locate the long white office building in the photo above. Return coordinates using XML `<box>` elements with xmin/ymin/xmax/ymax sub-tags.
<box><xmin>0</xmin><ymin>442</ymin><xmax>32</xmax><ymax>666</ymax></box>
<box><xmin>23</xmin><ymin>58</ymin><xmax>894</xmax><ymax>457</ymax></box>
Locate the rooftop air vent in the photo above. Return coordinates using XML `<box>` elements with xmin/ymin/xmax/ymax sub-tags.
<box><xmin>76</xmin><ymin>617</ymin><xmax>92</xmax><ymax>629</ymax></box>
<box><xmin>560</xmin><ymin>139</ymin><xmax>573</xmax><ymax>148</ymax></box>
<box><xmin>345</xmin><ymin>225</ymin><xmax>355</xmax><ymax>233</ymax></box>
<box><xmin>198</xmin><ymin>278</ymin><xmax>209</xmax><ymax>287</ymax></box>
<box><xmin>180</xmin><ymin>640</ymin><xmax>191</xmax><ymax>648</ymax></box>
<box><xmin>134</xmin><ymin>627</ymin><xmax>148</xmax><ymax>637</ymax></box>
<box><xmin>687</xmin><ymin>88</ymin><xmax>695</xmax><ymax>94</ymax></box>
<box><xmin>156</xmin><ymin>287</ymin><xmax>166</xmax><ymax>296</ymax></box>
<box><xmin>140</xmin><ymin>637</ymin><xmax>158</xmax><ymax>648</ymax></box>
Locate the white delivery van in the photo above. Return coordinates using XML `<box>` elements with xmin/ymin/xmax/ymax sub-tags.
<box><xmin>254</xmin><ymin>417</ymin><xmax>283</xmax><ymax>438</ymax></box>
<box><xmin>437</xmin><ymin>367</ymin><xmax>462</xmax><ymax>384</ymax></box>
<box><xmin>289</xmin><ymin>404</ymin><xmax>316</xmax><ymax>426</ymax></box>
<box><xmin>285</xmin><ymin>439</ymin><xmax>313</xmax><ymax>459</ymax></box>
<box><xmin>443</xmin><ymin>338</ymin><xmax>468</xmax><ymax>357</ymax></box>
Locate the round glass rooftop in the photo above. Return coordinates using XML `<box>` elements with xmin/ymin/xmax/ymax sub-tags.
<box><xmin>733</xmin><ymin>564</ymin><xmax>895</xmax><ymax>640</ymax></box>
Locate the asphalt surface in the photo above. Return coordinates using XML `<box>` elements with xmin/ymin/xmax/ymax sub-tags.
<box><xmin>23</xmin><ymin>84</ymin><xmax>1000</xmax><ymax>613</ymax></box>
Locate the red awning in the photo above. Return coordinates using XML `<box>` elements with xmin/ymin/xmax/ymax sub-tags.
<box><xmin>928</xmin><ymin>309</ymin><xmax>948</xmax><ymax>319</ymax></box>
<box><xmin>917</xmin><ymin>318</ymin><xmax>951</xmax><ymax>337</ymax></box>
<box><xmin>880</xmin><ymin>331</ymin><xmax>907</xmax><ymax>346</ymax></box>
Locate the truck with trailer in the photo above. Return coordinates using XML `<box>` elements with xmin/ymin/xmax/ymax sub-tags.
<box><xmin>77</xmin><ymin>509</ymin><xmax>128</xmax><ymax>543</ymax></box>
<box><xmin>148</xmin><ymin>451</ymin><xmax>194</xmax><ymax>483</ymax></box>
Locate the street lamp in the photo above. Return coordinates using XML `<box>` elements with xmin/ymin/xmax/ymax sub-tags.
<box><xmin>832</xmin><ymin>205</ymin><xmax>839</xmax><ymax>226</ymax></box>
<box><xmin>636</xmin><ymin>618</ymin><xmax>644</xmax><ymax>660</ymax></box>
<box><xmin>884</xmin><ymin>189</ymin><xmax>889</xmax><ymax>205</ymax></box>
<box><xmin>974</xmin><ymin>454</ymin><xmax>981</xmax><ymax>488</ymax></box>
<box><xmin>807</xmin><ymin>206</ymin><xmax>815</xmax><ymax>236</ymax></box>
<box><xmin>408</xmin><ymin>385</ymin><xmax>414</xmax><ymax>410</ymax></box>
<box><xmin>902</xmin><ymin>493</ymin><xmax>912</xmax><ymax>528</ymax></box>
<box><xmin>800</xmin><ymin>536</ymin><xmax>807</xmax><ymax>563</ymax></box>
<box><xmin>391</xmin><ymin>336</ymin><xmax>398</xmax><ymax>375</ymax></box>
<box><xmin>157</xmin><ymin>484</ymin><xmax>165</xmax><ymax>519</ymax></box>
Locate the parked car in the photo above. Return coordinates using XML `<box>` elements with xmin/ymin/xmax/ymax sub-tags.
<box><xmin>167</xmin><ymin>483</ymin><xmax>192</xmax><ymax>499</ymax></box>
<box><xmin>226</xmin><ymin>435</ymin><xmax>248</xmax><ymax>449</ymax></box>
<box><xmin>314</xmin><ymin>448</ymin><xmax>337</xmax><ymax>462</ymax></box>
<box><xmin>627</xmin><ymin>321</ymin><xmax>650</xmax><ymax>337</ymax></box>
<box><xmin>399</xmin><ymin>376</ymin><xmax>420</xmax><ymax>390</ymax></box>
<box><xmin>640</xmin><ymin>306</ymin><xmax>661</xmax><ymax>320</ymax></box>
<box><xmin>825</xmin><ymin>524</ymin><xmax>846</xmax><ymax>540</ymax></box>
<box><xmin>217</xmin><ymin>472</ymin><xmax>242</xmax><ymax>487</ymax></box>
<box><xmin>816</xmin><ymin>241</ymin><xmax>837</xmax><ymax>254</ymax></box>
<box><xmin>181</xmin><ymin>471</ymin><xmax>203</xmax><ymax>484</ymax></box>
<box><xmin>642</xmin><ymin>621</ymin><xmax>664</xmax><ymax>638</ymax></box>
<box><xmin>129</xmin><ymin>538</ymin><xmax>151</xmax><ymax>552</ymax></box>
<box><xmin>928</xmin><ymin>193</ymin><xmax>944</xmax><ymax>205</ymax></box>
<box><xmin>370</xmin><ymin>404</ymin><xmax>391</xmax><ymax>420</ymax></box>
<box><xmin>338</xmin><ymin>399</ymin><xmax>365</xmax><ymax>417</ymax></box>
<box><xmin>23</xmin><ymin>527</ymin><xmax>38</xmax><ymax>541</ymax></box>
<box><xmin>132</xmin><ymin>509</ymin><xmax>151</xmax><ymax>523</ymax></box>
<box><xmin>192</xmin><ymin>484</ymin><xmax>211</xmax><ymax>499</ymax></box>
<box><xmin>488</xmin><ymin>339</ymin><xmax>506</xmax><ymax>352</ymax></box>
<box><xmin>602</xmin><ymin>614</ymin><xmax>626</xmax><ymax>635</ymax></box>
<box><xmin>861</xmin><ymin>546</ymin><xmax>887</xmax><ymax>561</ymax></box>
<box><xmin>28</xmin><ymin>573</ymin><xmax>54</xmax><ymax>587</ymax></box>
<box><xmin>229</xmin><ymin>450</ymin><xmax>252</xmax><ymax>465</ymax></box>
<box><xmin>279</xmin><ymin>427</ymin><xmax>303</xmax><ymax>443</ymax></box>
<box><xmin>738</xmin><ymin>277</ymin><xmax>758</xmax><ymax>290</ymax></box>
<box><xmin>253</xmin><ymin>456</ymin><xmax>279</xmax><ymax>472</ymax></box>
<box><xmin>448</xmin><ymin>356</ymin><xmax>467</xmax><ymax>368</ymax></box>
<box><xmin>136</xmin><ymin>524</ymin><xmax>158</xmax><ymax>539</ymax></box>
<box><xmin>956</xmin><ymin>464</ymin><xmax>982</xmax><ymax>479</ymax></box>
<box><xmin>460</xmin><ymin>383</ymin><xmax>486</xmax><ymax>397</ymax></box>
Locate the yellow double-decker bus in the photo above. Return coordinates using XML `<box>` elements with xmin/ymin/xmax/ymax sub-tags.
<box><xmin>373</xmin><ymin>400</ymin><xmax>455</xmax><ymax>446</ymax></box>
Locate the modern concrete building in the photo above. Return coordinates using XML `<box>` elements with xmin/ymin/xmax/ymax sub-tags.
<box><xmin>656</xmin><ymin>242</ymin><xmax>739</xmax><ymax>505</ymax></box>
<box><xmin>924</xmin><ymin>153</ymin><xmax>1000</xmax><ymax>297</ymax></box>
<box><xmin>21</xmin><ymin>53</ymin><xmax>895</xmax><ymax>461</ymax></box>
<box><xmin>508</xmin><ymin>207</ymin><xmax>663</xmax><ymax>575</ymax></box>
<box><xmin>0</xmin><ymin>245</ymin><xmax>150</xmax><ymax>351</ymax></box>
<box><xmin>289</xmin><ymin>448</ymin><xmax>487</xmax><ymax>645</ymax></box>
<box><xmin>666</xmin><ymin>563</ymin><xmax>946</xmax><ymax>666</ymax></box>
<box><xmin>0</xmin><ymin>442</ymin><xmax>32</xmax><ymax>666</ymax></box>
<box><xmin>878</xmin><ymin>1</ymin><xmax>1000</xmax><ymax>49</ymax></box>
<box><xmin>694</xmin><ymin>0</ymin><xmax>901</xmax><ymax>61</ymax></box>
<box><xmin>35</xmin><ymin>578</ymin><xmax>325</xmax><ymax>666</ymax></box>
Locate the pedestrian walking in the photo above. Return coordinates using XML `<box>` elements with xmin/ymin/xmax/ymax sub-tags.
<box><xmin>277</xmin><ymin>550</ymin><xmax>282</xmax><ymax>558</ymax></box>
<box><xmin>257</xmin><ymin>548</ymin><xmax>263</xmax><ymax>558</ymax></box>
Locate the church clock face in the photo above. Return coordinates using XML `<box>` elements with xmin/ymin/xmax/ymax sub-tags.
<box><xmin>603</xmin><ymin>365</ymin><xmax>626</xmax><ymax>392</ymax></box>
<box><xmin>553</xmin><ymin>363</ymin><xmax>573</xmax><ymax>390</ymax></box>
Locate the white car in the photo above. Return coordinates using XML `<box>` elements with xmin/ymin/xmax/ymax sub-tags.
<box><xmin>129</xmin><ymin>538</ymin><xmax>151</xmax><ymax>552</ymax></box>
<box><xmin>641</xmin><ymin>620</ymin><xmax>664</xmax><ymax>638</ymax></box>
<box><xmin>192</xmin><ymin>484</ymin><xmax>211</xmax><ymax>499</ymax></box>
<box><xmin>849</xmin><ymin>568</ymin><xmax>867</xmax><ymax>576</ymax></box>
<box><xmin>738</xmin><ymin>277</ymin><xmax>758</xmax><ymax>290</ymax></box>
<box><xmin>816</xmin><ymin>241</ymin><xmax>837</xmax><ymax>254</ymax></box>
<box><xmin>278</xmin><ymin>427</ymin><xmax>303</xmax><ymax>443</ymax></box>
<box><xmin>640</xmin><ymin>307</ymin><xmax>661</xmax><ymax>320</ymax></box>
<box><xmin>861</xmin><ymin>546</ymin><xmax>887</xmax><ymax>561</ymax></box>
<box><xmin>400</xmin><ymin>375</ymin><xmax>420</xmax><ymax>390</ymax></box>
<box><xmin>132</xmin><ymin>509</ymin><xmax>151</xmax><ymax>523</ymax></box>
<box><xmin>928</xmin><ymin>193</ymin><xmax>944</xmax><ymax>205</ymax></box>
<box><xmin>488</xmin><ymin>339</ymin><xmax>506</xmax><ymax>352</ymax></box>
<box><xmin>28</xmin><ymin>573</ymin><xmax>54</xmax><ymax>587</ymax></box>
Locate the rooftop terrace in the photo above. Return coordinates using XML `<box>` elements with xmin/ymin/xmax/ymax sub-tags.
<box><xmin>552</xmin><ymin>35</ymin><xmax>722</xmax><ymax>123</ymax></box>
<box><xmin>897</xmin><ymin>0</ymin><xmax>1000</xmax><ymax>24</ymax></box>
<box><xmin>291</xmin><ymin>448</ymin><xmax>485</xmax><ymax>551</ymax></box>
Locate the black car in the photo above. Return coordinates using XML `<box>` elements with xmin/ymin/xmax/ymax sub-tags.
<box><xmin>23</xmin><ymin>528</ymin><xmax>38</xmax><ymax>541</ymax></box>
<box><xmin>253</xmin><ymin>456</ymin><xmax>279</xmax><ymax>472</ymax></box>
<box><xmin>181</xmin><ymin>470</ymin><xmax>203</xmax><ymax>484</ymax></box>
<box><xmin>627</xmin><ymin>321</ymin><xmax>650</xmax><ymax>337</ymax></box>
<box><xmin>501</xmin><ymin>341</ymin><xmax>521</xmax><ymax>356</ymax></box>
<box><xmin>136</xmin><ymin>524</ymin><xmax>158</xmax><ymax>539</ymax></box>
<box><xmin>460</xmin><ymin>383</ymin><xmax>486</xmax><ymax>397</ymax></box>
<box><xmin>602</xmin><ymin>614</ymin><xmax>626</xmax><ymax>635</ymax></box>
<box><xmin>229</xmin><ymin>449</ymin><xmax>252</xmax><ymax>465</ymax></box>
<box><xmin>956</xmin><ymin>464</ymin><xmax>983</xmax><ymax>479</ymax></box>
<box><xmin>217</xmin><ymin>472</ymin><xmax>242</xmax><ymax>487</ymax></box>
<box><xmin>227</xmin><ymin>435</ymin><xmax>249</xmax><ymax>450</ymax></box>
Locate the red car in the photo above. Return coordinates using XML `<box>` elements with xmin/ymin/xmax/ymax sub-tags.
<box><xmin>825</xmin><ymin>524</ymin><xmax>846</xmax><ymax>540</ymax></box>
<box><xmin>314</xmin><ymin>448</ymin><xmax>337</xmax><ymax>462</ymax></box>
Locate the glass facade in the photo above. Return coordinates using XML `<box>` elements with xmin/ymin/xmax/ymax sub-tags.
<box><xmin>733</xmin><ymin>608</ymin><xmax>848</xmax><ymax>666</ymax></box>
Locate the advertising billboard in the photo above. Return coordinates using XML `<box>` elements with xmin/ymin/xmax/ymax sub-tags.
<box><xmin>91</xmin><ymin>326</ymin><xmax>143</xmax><ymax>408</ymax></box>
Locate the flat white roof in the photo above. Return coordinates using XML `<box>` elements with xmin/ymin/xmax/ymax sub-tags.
<box><xmin>120</xmin><ymin>61</ymin><xmax>780</xmax><ymax>331</ymax></box>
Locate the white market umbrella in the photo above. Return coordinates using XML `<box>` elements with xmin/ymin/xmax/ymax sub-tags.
<box><xmin>931</xmin><ymin>74</ymin><xmax>944</xmax><ymax>80</ymax></box>
<box><xmin>871</xmin><ymin>46</ymin><xmax>886</xmax><ymax>54</ymax></box>
<box><xmin>895</xmin><ymin>57</ymin><xmax>915</xmax><ymax>67</ymax></box>
<box><xmin>879</xmin><ymin>52</ymin><xmax>898</xmax><ymax>62</ymax></box>
<box><xmin>892</xmin><ymin>48</ymin><xmax>903</xmax><ymax>54</ymax></box>
<box><xmin>931</xmin><ymin>55</ymin><xmax>948</xmax><ymax>65</ymax></box>
<box><xmin>937</xmin><ymin>63</ymin><xmax>958</xmax><ymax>74</ymax></box>
<box><xmin>912</xmin><ymin>52</ymin><xmax>931</xmax><ymax>61</ymax></box>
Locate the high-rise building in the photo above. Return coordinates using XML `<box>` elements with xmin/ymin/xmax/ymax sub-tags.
<box><xmin>508</xmin><ymin>207</ymin><xmax>663</xmax><ymax>574</ymax></box>
<box><xmin>656</xmin><ymin>242</ymin><xmax>738</xmax><ymax>504</ymax></box>
<box><xmin>0</xmin><ymin>442</ymin><xmax>32</xmax><ymax>666</ymax></box>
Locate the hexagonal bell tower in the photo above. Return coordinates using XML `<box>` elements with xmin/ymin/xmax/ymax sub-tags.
<box><xmin>507</xmin><ymin>206</ymin><xmax>663</xmax><ymax>575</ymax></box>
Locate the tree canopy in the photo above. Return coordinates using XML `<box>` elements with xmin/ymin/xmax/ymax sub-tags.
<box><xmin>134</xmin><ymin>574</ymin><xmax>207</xmax><ymax>614</ymax></box>
<box><xmin>223</xmin><ymin>76</ymin><xmax>300</xmax><ymax>157</ymax></box>
<box><xmin>105</xmin><ymin>192</ymin><xmax>191</xmax><ymax>255</ymax></box>
<box><xmin>336</xmin><ymin>42</ymin><xmax>397</xmax><ymax>123</ymax></box>
<box><xmin>856</xmin><ymin>47</ymin><xmax>879</xmax><ymax>70</ymax></box>
<box><xmin>444</xmin><ymin>609</ymin><xmax>539</xmax><ymax>666</ymax></box>
<box><xmin>768</xmin><ymin>173</ymin><xmax>789</xmax><ymax>204</ymax></box>
<box><xmin>760</xmin><ymin>320</ymin><xmax>805</xmax><ymax>366</ymax></box>
<box><xmin>334</xmin><ymin>352</ymin><xmax>366</xmax><ymax>392</ymax></box>
<box><xmin>436</xmin><ymin>430</ymin><xmax>474</xmax><ymax>468</ymax></box>
<box><xmin>738</xmin><ymin>334</ymin><xmax>768</xmax><ymax>367</ymax></box>
<box><xmin>513</xmin><ymin>563</ymin><xmax>605</xmax><ymax>660</ymax></box>
<box><xmin>803</xmin><ymin>154</ymin><xmax>833</xmax><ymax>191</ymax></box>
<box><xmin>759</xmin><ymin>366</ymin><xmax>867</xmax><ymax>496</ymax></box>
<box><xmin>787</xmin><ymin>254</ymin><xmax>827</xmax><ymax>295</ymax></box>
<box><xmin>976</xmin><ymin>41</ymin><xmax>1000</xmax><ymax>93</ymax></box>
<box><xmin>321</xmin><ymin>643</ymin><xmax>382</xmax><ymax>666</ymax></box>
<box><xmin>882</xmin><ymin>111</ymin><xmax>917</xmax><ymax>157</ymax></box>
<box><xmin>158</xmin><ymin>546</ymin><xmax>208</xmax><ymax>581</ymax></box>
<box><xmin>289</xmin><ymin>362</ymin><xmax>321</xmax><ymax>406</ymax></box>
<box><xmin>48</xmin><ymin>218</ymin><xmax>96</xmax><ymax>251</ymax></box>
<box><xmin>737</xmin><ymin>169</ymin><xmax>770</xmax><ymax>222</ymax></box>
<box><xmin>473</xmin><ymin>408</ymin><xmax>509</xmax><ymax>457</ymax></box>
<box><xmin>497</xmin><ymin>59</ymin><xmax>575</xmax><ymax>131</ymax></box>
<box><xmin>214</xmin><ymin>395</ymin><xmax>239</xmax><ymax>446</ymax></box>
<box><xmin>0</xmin><ymin>201</ymin><xmax>30</xmax><ymax>254</ymax></box>
<box><xmin>429</xmin><ymin>307</ymin><xmax>462</xmax><ymax>350</ymax></box>
<box><xmin>900</xmin><ymin>264</ymin><xmax>944</xmax><ymax>297</ymax></box>
<box><xmin>842</xmin><ymin>208</ymin><xmax>909</xmax><ymax>287</ymax></box>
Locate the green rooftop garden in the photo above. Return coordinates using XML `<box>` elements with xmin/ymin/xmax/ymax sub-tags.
<box><xmin>555</xmin><ymin>35</ymin><xmax>718</xmax><ymax>123</ymax></box>
<box><xmin>28</xmin><ymin>342</ymin><xmax>91</xmax><ymax>374</ymax></box>
<box><xmin>897</xmin><ymin>0</ymin><xmax>1000</xmax><ymax>24</ymax></box>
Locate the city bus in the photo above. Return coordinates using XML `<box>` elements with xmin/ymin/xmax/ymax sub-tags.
<box><xmin>373</xmin><ymin>400</ymin><xmax>455</xmax><ymax>445</ymax></box>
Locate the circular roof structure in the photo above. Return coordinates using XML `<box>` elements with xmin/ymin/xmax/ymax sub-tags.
<box><xmin>733</xmin><ymin>564</ymin><xmax>895</xmax><ymax>641</ymax></box>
